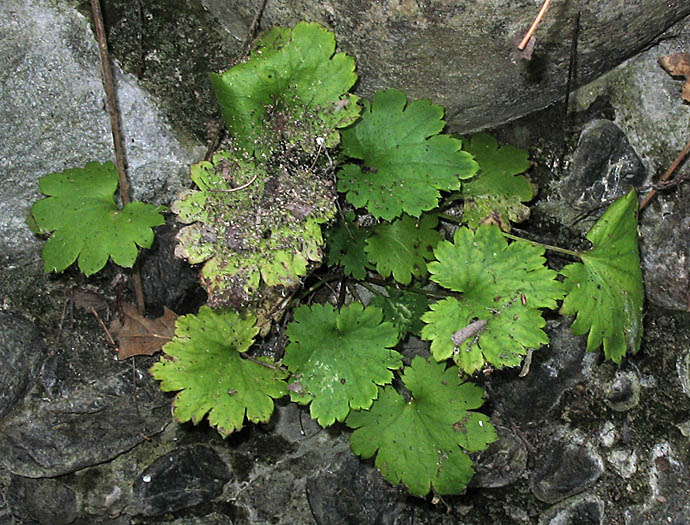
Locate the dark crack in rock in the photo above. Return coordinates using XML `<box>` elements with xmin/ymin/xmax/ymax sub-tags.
<box><xmin>530</xmin><ymin>427</ymin><xmax>604</xmax><ymax>504</ymax></box>
<box><xmin>0</xmin><ymin>313</ymin><xmax>47</xmax><ymax>419</ymax></box>
<box><xmin>134</xmin><ymin>445</ymin><xmax>232</xmax><ymax>517</ymax></box>
<box><xmin>7</xmin><ymin>475</ymin><xmax>77</xmax><ymax>525</ymax></box>
<box><xmin>471</xmin><ymin>425</ymin><xmax>527</xmax><ymax>489</ymax></box>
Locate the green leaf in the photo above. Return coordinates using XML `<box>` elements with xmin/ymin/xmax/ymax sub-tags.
<box><xmin>210</xmin><ymin>22</ymin><xmax>360</xmax><ymax>156</ymax></box>
<box><xmin>347</xmin><ymin>356</ymin><xmax>497</xmax><ymax>497</ymax></box>
<box><xmin>29</xmin><ymin>161</ymin><xmax>165</xmax><ymax>275</ymax></box>
<box><xmin>460</xmin><ymin>133</ymin><xmax>534</xmax><ymax>228</ymax></box>
<box><xmin>365</xmin><ymin>213</ymin><xmax>441</xmax><ymax>285</ymax></box>
<box><xmin>369</xmin><ymin>288</ymin><xmax>430</xmax><ymax>340</ymax></box>
<box><xmin>337</xmin><ymin>89</ymin><xmax>478</xmax><ymax>220</ymax></box>
<box><xmin>325</xmin><ymin>210</ymin><xmax>370</xmax><ymax>280</ymax></box>
<box><xmin>284</xmin><ymin>302</ymin><xmax>401</xmax><ymax>427</ymax></box>
<box><xmin>560</xmin><ymin>190</ymin><xmax>644</xmax><ymax>362</ymax></box>
<box><xmin>421</xmin><ymin>225</ymin><xmax>564</xmax><ymax>374</ymax></box>
<box><xmin>150</xmin><ymin>306</ymin><xmax>288</xmax><ymax>438</ymax></box>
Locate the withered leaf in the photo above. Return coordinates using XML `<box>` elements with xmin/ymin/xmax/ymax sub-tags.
<box><xmin>71</xmin><ymin>288</ymin><xmax>108</xmax><ymax>312</ymax></box>
<box><xmin>110</xmin><ymin>303</ymin><xmax>178</xmax><ymax>360</ymax></box>
<box><xmin>659</xmin><ymin>53</ymin><xmax>690</xmax><ymax>102</ymax></box>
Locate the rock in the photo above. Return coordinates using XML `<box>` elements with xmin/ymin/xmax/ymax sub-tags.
<box><xmin>604</xmin><ymin>369</ymin><xmax>641</xmax><ymax>412</ymax></box>
<box><xmin>530</xmin><ymin>426</ymin><xmax>605</xmax><ymax>504</ymax></box>
<box><xmin>134</xmin><ymin>445</ymin><xmax>232</xmax><ymax>517</ymax></box>
<box><xmin>6</xmin><ymin>475</ymin><xmax>77</xmax><ymax>525</ymax></box>
<box><xmin>567</xmin><ymin>17</ymin><xmax>690</xmax><ymax>310</ymax></box>
<box><xmin>471</xmin><ymin>425</ymin><xmax>527</xmax><ymax>489</ymax></box>
<box><xmin>559</xmin><ymin>120</ymin><xmax>647</xmax><ymax>218</ymax></box>
<box><xmin>306</xmin><ymin>452</ymin><xmax>407</xmax><ymax>525</ymax></box>
<box><xmin>539</xmin><ymin>494</ymin><xmax>605</xmax><ymax>525</ymax></box>
<box><xmin>0</xmin><ymin>0</ymin><xmax>203</xmax><ymax>267</ymax></box>
<box><xmin>0</xmin><ymin>313</ymin><xmax>47</xmax><ymax>418</ymax></box>
<box><xmin>488</xmin><ymin>319</ymin><xmax>586</xmax><ymax>424</ymax></box>
<box><xmin>202</xmin><ymin>0</ymin><xmax>690</xmax><ymax>134</ymax></box>
<box><xmin>0</xmin><ymin>322</ymin><xmax>170</xmax><ymax>478</ymax></box>
<box><xmin>606</xmin><ymin>449</ymin><xmax>638</xmax><ymax>479</ymax></box>
<box><xmin>624</xmin><ymin>442</ymin><xmax>690</xmax><ymax>524</ymax></box>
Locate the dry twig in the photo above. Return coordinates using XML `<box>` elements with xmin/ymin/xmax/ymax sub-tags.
<box><xmin>639</xmin><ymin>139</ymin><xmax>690</xmax><ymax>211</ymax></box>
<box><xmin>518</xmin><ymin>0</ymin><xmax>553</xmax><ymax>51</ymax></box>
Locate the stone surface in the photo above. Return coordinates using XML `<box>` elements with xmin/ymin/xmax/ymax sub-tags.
<box><xmin>488</xmin><ymin>319</ymin><xmax>586</xmax><ymax>424</ymax></box>
<box><xmin>0</xmin><ymin>313</ymin><xmax>47</xmax><ymax>418</ymax></box>
<box><xmin>530</xmin><ymin>426</ymin><xmax>605</xmax><ymax>504</ymax></box>
<box><xmin>134</xmin><ymin>445</ymin><xmax>232</xmax><ymax>517</ymax></box>
<box><xmin>0</xmin><ymin>320</ymin><xmax>170</xmax><ymax>478</ymax></box>
<box><xmin>0</xmin><ymin>0</ymin><xmax>203</xmax><ymax>267</ymax></box>
<box><xmin>624</xmin><ymin>442</ymin><xmax>690</xmax><ymax>525</ymax></box>
<box><xmin>559</xmin><ymin>119</ymin><xmax>647</xmax><ymax>219</ymax></box>
<box><xmin>471</xmin><ymin>425</ymin><xmax>528</xmax><ymax>489</ymax></box>
<box><xmin>306</xmin><ymin>452</ymin><xmax>407</xmax><ymax>525</ymax></box>
<box><xmin>605</xmin><ymin>369</ymin><xmax>641</xmax><ymax>412</ymax></box>
<box><xmin>539</xmin><ymin>494</ymin><xmax>605</xmax><ymax>525</ymax></box>
<box><xmin>6</xmin><ymin>475</ymin><xmax>77</xmax><ymax>525</ymax></box>
<box><xmin>202</xmin><ymin>0</ymin><xmax>690</xmax><ymax>134</ymax></box>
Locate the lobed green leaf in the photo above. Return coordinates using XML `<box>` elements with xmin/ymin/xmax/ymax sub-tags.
<box><xmin>347</xmin><ymin>356</ymin><xmax>496</xmax><ymax>496</ymax></box>
<box><xmin>337</xmin><ymin>89</ymin><xmax>478</xmax><ymax>220</ymax></box>
<box><xmin>284</xmin><ymin>302</ymin><xmax>401</xmax><ymax>427</ymax></box>
<box><xmin>560</xmin><ymin>190</ymin><xmax>644</xmax><ymax>362</ymax></box>
<box><xmin>150</xmin><ymin>306</ymin><xmax>287</xmax><ymax>438</ymax></box>
<box><xmin>30</xmin><ymin>161</ymin><xmax>165</xmax><ymax>276</ymax></box>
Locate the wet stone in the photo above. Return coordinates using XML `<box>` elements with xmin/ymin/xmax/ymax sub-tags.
<box><xmin>6</xmin><ymin>475</ymin><xmax>77</xmax><ymax>525</ymax></box>
<box><xmin>306</xmin><ymin>452</ymin><xmax>407</xmax><ymax>525</ymax></box>
<box><xmin>605</xmin><ymin>370</ymin><xmax>641</xmax><ymax>412</ymax></box>
<box><xmin>539</xmin><ymin>494</ymin><xmax>605</xmax><ymax>525</ymax></box>
<box><xmin>134</xmin><ymin>445</ymin><xmax>232</xmax><ymax>517</ymax></box>
<box><xmin>561</xmin><ymin>119</ymin><xmax>647</xmax><ymax>214</ymax></box>
<box><xmin>0</xmin><ymin>313</ymin><xmax>47</xmax><ymax>419</ymax></box>
<box><xmin>530</xmin><ymin>427</ymin><xmax>605</xmax><ymax>504</ymax></box>
<box><xmin>471</xmin><ymin>425</ymin><xmax>527</xmax><ymax>489</ymax></box>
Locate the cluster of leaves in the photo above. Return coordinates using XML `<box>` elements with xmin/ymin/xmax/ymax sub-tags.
<box><xmin>29</xmin><ymin>21</ymin><xmax>645</xmax><ymax>499</ymax></box>
<box><xmin>170</xmin><ymin>22</ymin><xmax>361</xmax><ymax>330</ymax></box>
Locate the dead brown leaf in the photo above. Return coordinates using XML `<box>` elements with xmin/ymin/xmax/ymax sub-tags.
<box><xmin>659</xmin><ymin>53</ymin><xmax>690</xmax><ymax>102</ymax></box>
<box><xmin>109</xmin><ymin>303</ymin><xmax>178</xmax><ymax>360</ymax></box>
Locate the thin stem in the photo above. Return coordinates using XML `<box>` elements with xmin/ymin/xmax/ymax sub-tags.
<box><xmin>518</xmin><ymin>0</ymin><xmax>553</xmax><ymax>50</ymax></box>
<box><xmin>438</xmin><ymin>212</ymin><xmax>580</xmax><ymax>258</ymax></box>
<box><xmin>501</xmin><ymin>231</ymin><xmax>579</xmax><ymax>257</ymax></box>
<box><xmin>91</xmin><ymin>0</ymin><xmax>146</xmax><ymax>316</ymax></box>
<box><xmin>639</xmin><ymin>138</ymin><xmax>690</xmax><ymax>211</ymax></box>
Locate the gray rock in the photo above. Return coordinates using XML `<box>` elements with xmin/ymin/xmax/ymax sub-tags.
<box><xmin>605</xmin><ymin>370</ymin><xmax>641</xmax><ymax>412</ymax></box>
<box><xmin>6</xmin><ymin>475</ymin><xmax>77</xmax><ymax>525</ymax></box>
<box><xmin>624</xmin><ymin>442</ymin><xmax>690</xmax><ymax>525</ymax></box>
<box><xmin>539</xmin><ymin>494</ymin><xmax>605</xmax><ymax>525</ymax></box>
<box><xmin>471</xmin><ymin>425</ymin><xmax>527</xmax><ymax>489</ymax></box>
<box><xmin>560</xmin><ymin>120</ymin><xmax>647</xmax><ymax>217</ymax></box>
<box><xmin>0</xmin><ymin>0</ymin><xmax>203</xmax><ymax>267</ymax></box>
<box><xmin>0</xmin><ymin>323</ymin><xmax>170</xmax><ymax>478</ymax></box>
<box><xmin>530</xmin><ymin>426</ymin><xmax>605</xmax><ymax>504</ymax></box>
<box><xmin>203</xmin><ymin>0</ymin><xmax>690</xmax><ymax>134</ymax></box>
<box><xmin>134</xmin><ymin>445</ymin><xmax>232</xmax><ymax>517</ymax></box>
<box><xmin>488</xmin><ymin>319</ymin><xmax>586</xmax><ymax>424</ymax></box>
<box><xmin>306</xmin><ymin>452</ymin><xmax>407</xmax><ymax>525</ymax></box>
<box><xmin>0</xmin><ymin>313</ymin><xmax>47</xmax><ymax>418</ymax></box>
